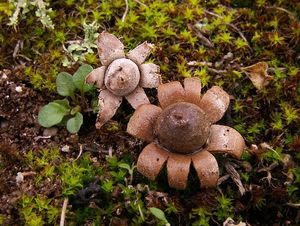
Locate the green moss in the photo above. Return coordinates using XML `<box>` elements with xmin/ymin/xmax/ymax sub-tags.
<box><xmin>1</xmin><ymin>0</ymin><xmax>300</xmax><ymax>225</ymax></box>
<box><xmin>19</xmin><ymin>195</ymin><xmax>60</xmax><ymax>226</ymax></box>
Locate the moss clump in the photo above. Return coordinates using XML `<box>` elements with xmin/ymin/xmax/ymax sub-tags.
<box><xmin>0</xmin><ymin>0</ymin><xmax>299</xmax><ymax>225</ymax></box>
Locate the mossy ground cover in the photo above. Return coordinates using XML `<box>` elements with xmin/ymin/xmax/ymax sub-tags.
<box><xmin>0</xmin><ymin>0</ymin><xmax>299</xmax><ymax>225</ymax></box>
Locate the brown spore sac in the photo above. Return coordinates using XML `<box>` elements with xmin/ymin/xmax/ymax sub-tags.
<box><xmin>154</xmin><ymin>102</ymin><xmax>210</xmax><ymax>154</ymax></box>
<box><xmin>104</xmin><ymin>58</ymin><xmax>140</xmax><ymax>96</ymax></box>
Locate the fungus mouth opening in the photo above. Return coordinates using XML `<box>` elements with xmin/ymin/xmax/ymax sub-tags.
<box><xmin>104</xmin><ymin>58</ymin><xmax>140</xmax><ymax>96</ymax></box>
<box><xmin>154</xmin><ymin>102</ymin><xmax>210</xmax><ymax>154</ymax></box>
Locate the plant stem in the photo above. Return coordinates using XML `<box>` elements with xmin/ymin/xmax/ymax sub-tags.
<box><xmin>122</xmin><ymin>0</ymin><xmax>129</xmax><ymax>22</ymax></box>
<box><xmin>60</xmin><ymin>198</ymin><xmax>68</xmax><ymax>226</ymax></box>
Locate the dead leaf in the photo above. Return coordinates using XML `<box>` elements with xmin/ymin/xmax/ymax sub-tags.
<box><xmin>241</xmin><ymin>62</ymin><xmax>273</xmax><ymax>90</ymax></box>
<box><xmin>249</xmin><ymin>142</ymin><xmax>280</xmax><ymax>159</ymax></box>
<box><xmin>224</xmin><ymin>162</ymin><xmax>246</xmax><ymax>196</ymax></box>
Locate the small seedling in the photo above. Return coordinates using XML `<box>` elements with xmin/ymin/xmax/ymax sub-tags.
<box><xmin>62</xmin><ymin>21</ymin><xmax>100</xmax><ymax>67</ymax></box>
<box><xmin>189</xmin><ymin>207</ymin><xmax>211</xmax><ymax>226</ymax></box>
<box><xmin>38</xmin><ymin>64</ymin><xmax>95</xmax><ymax>133</ymax></box>
<box><xmin>150</xmin><ymin>207</ymin><xmax>170</xmax><ymax>226</ymax></box>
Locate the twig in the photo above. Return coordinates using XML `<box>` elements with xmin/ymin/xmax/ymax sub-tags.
<box><xmin>34</xmin><ymin>135</ymin><xmax>51</xmax><ymax>141</ymax></box>
<box><xmin>21</xmin><ymin>171</ymin><xmax>37</xmax><ymax>177</ymax></box>
<box><xmin>266</xmin><ymin>6</ymin><xmax>298</xmax><ymax>22</ymax></box>
<box><xmin>204</xmin><ymin>9</ymin><xmax>252</xmax><ymax>51</ymax></box>
<box><xmin>225</xmin><ymin>162</ymin><xmax>245</xmax><ymax>196</ymax></box>
<box><xmin>187</xmin><ymin>61</ymin><xmax>213</xmax><ymax>67</ymax></box>
<box><xmin>257</xmin><ymin>162</ymin><xmax>279</xmax><ymax>172</ymax></box>
<box><xmin>204</xmin><ymin>9</ymin><xmax>222</xmax><ymax>19</ymax></box>
<box><xmin>206</xmin><ymin>67</ymin><xmax>227</xmax><ymax>74</ymax></box>
<box><xmin>74</xmin><ymin>144</ymin><xmax>83</xmax><ymax>161</ymax></box>
<box><xmin>108</xmin><ymin>146</ymin><xmax>113</xmax><ymax>157</ymax></box>
<box><xmin>60</xmin><ymin>198</ymin><xmax>68</xmax><ymax>226</ymax></box>
<box><xmin>13</xmin><ymin>40</ymin><xmax>22</xmax><ymax>58</ymax></box>
<box><xmin>134</xmin><ymin>0</ymin><xmax>147</xmax><ymax>7</ymax></box>
<box><xmin>194</xmin><ymin>29</ymin><xmax>214</xmax><ymax>48</ymax></box>
<box><xmin>187</xmin><ymin>62</ymin><xmax>228</xmax><ymax>74</ymax></box>
<box><xmin>227</xmin><ymin>23</ymin><xmax>250</xmax><ymax>47</ymax></box>
<box><xmin>122</xmin><ymin>0</ymin><xmax>129</xmax><ymax>22</ymax></box>
<box><xmin>217</xmin><ymin>174</ymin><xmax>231</xmax><ymax>185</ymax></box>
<box><xmin>188</xmin><ymin>23</ymin><xmax>214</xmax><ymax>48</ymax></box>
<box><xmin>16</xmin><ymin>54</ymin><xmax>32</xmax><ymax>62</ymax></box>
<box><xmin>286</xmin><ymin>203</ymin><xmax>300</xmax><ymax>208</ymax></box>
<box><xmin>258</xmin><ymin>162</ymin><xmax>278</xmax><ymax>186</ymax></box>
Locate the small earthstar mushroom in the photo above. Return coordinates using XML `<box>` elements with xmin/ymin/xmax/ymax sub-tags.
<box><xmin>127</xmin><ymin>77</ymin><xmax>245</xmax><ymax>190</ymax></box>
<box><xmin>86</xmin><ymin>31</ymin><xmax>162</xmax><ymax>129</ymax></box>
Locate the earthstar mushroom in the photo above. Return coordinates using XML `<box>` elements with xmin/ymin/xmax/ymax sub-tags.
<box><xmin>127</xmin><ymin>77</ymin><xmax>245</xmax><ymax>189</ymax></box>
<box><xmin>86</xmin><ymin>31</ymin><xmax>161</xmax><ymax>129</ymax></box>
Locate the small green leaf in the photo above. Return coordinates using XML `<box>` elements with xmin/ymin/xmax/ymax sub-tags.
<box><xmin>53</xmin><ymin>99</ymin><xmax>70</xmax><ymax>109</ymax></box>
<box><xmin>70</xmin><ymin>105</ymin><xmax>81</xmax><ymax>115</ymax></box>
<box><xmin>101</xmin><ymin>180</ymin><xmax>113</xmax><ymax>193</ymax></box>
<box><xmin>38</xmin><ymin>102</ymin><xmax>69</xmax><ymax>127</ymax></box>
<box><xmin>66</xmin><ymin>112</ymin><xmax>83</xmax><ymax>133</ymax></box>
<box><xmin>118</xmin><ymin>163</ymin><xmax>131</xmax><ymax>171</ymax></box>
<box><xmin>150</xmin><ymin>207</ymin><xmax>169</xmax><ymax>224</ymax></box>
<box><xmin>56</xmin><ymin>72</ymin><xmax>75</xmax><ymax>96</ymax></box>
<box><xmin>72</xmin><ymin>64</ymin><xmax>93</xmax><ymax>92</ymax></box>
<box><xmin>293</xmin><ymin>168</ymin><xmax>300</xmax><ymax>183</ymax></box>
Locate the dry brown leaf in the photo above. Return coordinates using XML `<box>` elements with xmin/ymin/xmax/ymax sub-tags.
<box><xmin>249</xmin><ymin>142</ymin><xmax>279</xmax><ymax>158</ymax></box>
<box><xmin>224</xmin><ymin>162</ymin><xmax>245</xmax><ymax>196</ymax></box>
<box><xmin>242</xmin><ymin>62</ymin><xmax>273</xmax><ymax>90</ymax></box>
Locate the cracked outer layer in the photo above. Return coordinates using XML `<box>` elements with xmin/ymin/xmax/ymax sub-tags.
<box><xmin>154</xmin><ymin>102</ymin><xmax>210</xmax><ymax>154</ymax></box>
<box><xmin>104</xmin><ymin>58</ymin><xmax>140</xmax><ymax>96</ymax></box>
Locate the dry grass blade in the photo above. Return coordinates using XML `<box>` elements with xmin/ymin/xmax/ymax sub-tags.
<box><xmin>189</xmin><ymin>24</ymin><xmax>214</xmax><ymax>48</ymax></box>
<box><xmin>204</xmin><ymin>10</ymin><xmax>252</xmax><ymax>51</ymax></box>
<box><xmin>60</xmin><ymin>198</ymin><xmax>68</xmax><ymax>226</ymax></box>
<box><xmin>122</xmin><ymin>0</ymin><xmax>129</xmax><ymax>22</ymax></box>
